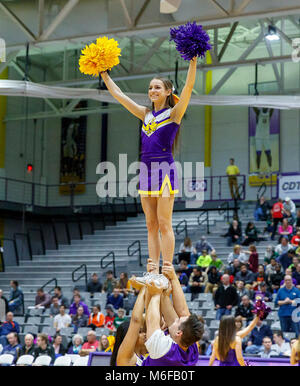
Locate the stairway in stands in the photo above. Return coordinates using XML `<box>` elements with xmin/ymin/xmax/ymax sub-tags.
<box><xmin>0</xmin><ymin>202</ymin><xmax>272</xmax><ymax>311</ymax></box>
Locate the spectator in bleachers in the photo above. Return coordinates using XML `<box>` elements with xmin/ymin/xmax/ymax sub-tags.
<box><xmin>292</xmin><ymin>263</ymin><xmax>300</xmax><ymax>289</ymax></box>
<box><xmin>53</xmin><ymin>305</ymin><xmax>72</xmax><ymax>332</ymax></box>
<box><xmin>214</xmin><ymin>274</ymin><xmax>239</xmax><ymax>320</ymax></box>
<box><xmin>289</xmin><ymin>256</ymin><xmax>300</xmax><ymax>273</ymax></box>
<box><xmin>278</xmin><ymin>218</ymin><xmax>294</xmax><ymax>242</ymax></box>
<box><xmin>197</xmin><ymin>315</ymin><xmax>210</xmax><ymax>355</ymax></box>
<box><xmin>194</xmin><ymin>236</ymin><xmax>216</xmax><ymax>257</ymax></box>
<box><xmin>245</xmin><ymin>244</ymin><xmax>259</xmax><ymax>273</ymax></box>
<box><xmin>52</xmin><ymin>334</ymin><xmax>66</xmax><ymax>358</ymax></box>
<box><xmin>235</xmin><ymin>280</ymin><xmax>251</xmax><ymax>301</ymax></box>
<box><xmin>245</xmin><ymin>318</ymin><xmax>273</xmax><ymax>354</ymax></box>
<box><xmin>264</xmin><ymin>245</ymin><xmax>276</xmax><ymax>265</ymax></box>
<box><xmin>49</xmin><ymin>296</ymin><xmax>60</xmax><ymax>318</ymax></box>
<box><xmin>207</xmin><ymin>252</ymin><xmax>224</xmax><ymax>272</ymax></box>
<box><xmin>0</xmin><ymin>311</ymin><xmax>20</xmax><ymax>347</ymax></box>
<box><xmin>69</xmin><ymin>294</ymin><xmax>90</xmax><ymax>317</ymax></box>
<box><xmin>283</xmin><ymin>197</ymin><xmax>297</xmax><ymax>224</ymax></box>
<box><xmin>88</xmin><ymin>305</ymin><xmax>105</xmax><ymax>329</ymax></box>
<box><xmin>106</xmin><ymin>288</ymin><xmax>123</xmax><ymax>310</ymax></box>
<box><xmin>205</xmin><ymin>266</ymin><xmax>221</xmax><ymax>296</ymax></box>
<box><xmin>291</xmin><ymin>231</ymin><xmax>300</xmax><ymax>249</ymax></box>
<box><xmin>80</xmin><ymin>330</ymin><xmax>99</xmax><ymax>356</ymax></box>
<box><xmin>103</xmin><ymin>270</ymin><xmax>118</xmax><ymax>294</ymax></box>
<box><xmin>258</xmin><ymin>336</ymin><xmax>278</xmax><ymax>358</ymax></box>
<box><xmin>86</xmin><ymin>273</ymin><xmax>103</xmax><ymax>297</ymax></box>
<box><xmin>196</xmin><ymin>249</ymin><xmax>212</xmax><ymax>270</ymax></box>
<box><xmin>70</xmin><ymin>288</ymin><xmax>86</xmax><ymax>305</ymax></box>
<box><xmin>19</xmin><ymin>333</ymin><xmax>35</xmax><ymax>357</ymax></box>
<box><xmin>72</xmin><ymin>305</ymin><xmax>88</xmax><ymax>333</ymax></box>
<box><xmin>265</xmin><ymin>257</ymin><xmax>278</xmax><ymax>278</ymax></box>
<box><xmin>228</xmin><ymin>258</ymin><xmax>241</xmax><ymax>277</ymax></box>
<box><xmin>253</xmin><ymin>282</ymin><xmax>273</xmax><ymax>302</ymax></box>
<box><xmin>275</xmin><ymin>275</ymin><xmax>300</xmax><ymax>336</ymax></box>
<box><xmin>242</xmin><ymin>222</ymin><xmax>259</xmax><ymax>246</ymax></box>
<box><xmin>117</xmin><ymin>272</ymin><xmax>132</xmax><ymax>297</ymax></box>
<box><xmin>113</xmin><ymin>308</ymin><xmax>127</xmax><ymax>330</ymax></box>
<box><xmin>0</xmin><ymin>289</ymin><xmax>8</xmax><ymax>323</ymax></box>
<box><xmin>188</xmin><ymin>267</ymin><xmax>208</xmax><ymax>300</ymax></box>
<box><xmin>52</xmin><ymin>286</ymin><xmax>69</xmax><ymax>309</ymax></box>
<box><xmin>33</xmin><ymin>333</ymin><xmax>55</xmax><ymax>364</ymax></box>
<box><xmin>270</xmin><ymin>263</ymin><xmax>285</xmax><ymax>293</ymax></box>
<box><xmin>234</xmin><ymin>264</ymin><xmax>254</xmax><ymax>291</ymax></box>
<box><xmin>104</xmin><ymin>305</ymin><xmax>116</xmax><ymax>331</ymax></box>
<box><xmin>97</xmin><ymin>334</ymin><xmax>112</xmax><ymax>353</ymax></box>
<box><xmin>235</xmin><ymin>315</ymin><xmax>243</xmax><ymax>332</ymax></box>
<box><xmin>272</xmin><ymin>331</ymin><xmax>291</xmax><ymax>356</ymax></box>
<box><xmin>35</xmin><ymin>288</ymin><xmax>52</xmax><ymax>310</ymax></box>
<box><xmin>178</xmin><ymin>237</ymin><xmax>195</xmax><ymax>264</ymax></box>
<box><xmin>178</xmin><ymin>259</ymin><xmax>193</xmax><ymax>279</ymax></box>
<box><xmin>276</xmin><ymin>241</ymin><xmax>295</xmax><ymax>271</ymax></box>
<box><xmin>235</xmin><ymin>295</ymin><xmax>254</xmax><ymax>325</ymax></box>
<box><xmin>222</xmin><ymin>269</ymin><xmax>235</xmax><ymax>285</ymax></box>
<box><xmin>252</xmin><ymin>264</ymin><xmax>268</xmax><ymax>291</ymax></box>
<box><xmin>254</xmin><ymin>196</ymin><xmax>270</xmax><ymax>221</ymax></box>
<box><xmin>271</xmin><ymin>198</ymin><xmax>284</xmax><ymax>240</ymax></box>
<box><xmin>175</xmin><ymin>268</ymin><xmax>189</xmax><ymax>293</ymax></box>
<box><xmin>1</xmin><ymin>332</ymin><xmax>21</xmax><ymax>363</ymax></box>
<box><xmin>280</xmin><ymin>268</ymin><xmax>298</xmax><ymax>287</ymax></box>
<box><xmin>226</xmin><ymin>220</ymin><xmax>242</xmax><ymax>247</ymax></box>
<box><xmin>8</xmin><ymin>281</ymin><xmax>23</xmax><ymax>314</ymax></box>
<box><xmin>227</xmin><ymin>245</ymin><xmax>247</xmax><ymax>265</ymax></box>
<box><xmin>67</xmin><ymin>334</ymin><xmax>83</xmax><ymax>355</ymax></box>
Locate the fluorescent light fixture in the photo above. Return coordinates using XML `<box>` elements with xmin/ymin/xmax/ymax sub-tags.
<box><xmin>265</xmin><ymin>25</ymin><xmax>280</xmax><ymax>41</ymax></box>
<box><xmin>160</xmin><ymin>0</ymin><xmax>182</xmax><ymax>14</ymax></box>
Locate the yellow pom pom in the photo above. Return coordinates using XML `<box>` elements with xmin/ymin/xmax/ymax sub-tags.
<box><xmin>79</xmin><ymin>36</ymin><xmax>121</xmax><ymax>76</ymax></box>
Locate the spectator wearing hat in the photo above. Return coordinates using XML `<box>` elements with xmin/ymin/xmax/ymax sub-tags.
<box><xmin>283</xmin><ymin>197</ymin><xmax>297</xmax><ymax>224</ymax></box>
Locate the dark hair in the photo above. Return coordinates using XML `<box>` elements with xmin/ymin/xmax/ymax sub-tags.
<box><xmin>179</xmin><ymin>314</ymin><xmax>204</xmax><ymax>348</ymax></box>
<box><xmin>94</xmin><ymin>304</ymin><xmax>101</xmax><ymax>312</ymax></box>
<box><xmin>218</xmin><ymin>315</ymin><xmax>236</xmax><ymax>362</ymax></box>
<box><xmin>150</xmin><ymin>77</ymin><xmax>180</xmax><ymax>153</ymax></box>
<box><xmin>37</xmin><ymin>288</ymin><xmax>44</xmax><ymax>293</ymax></box>
<box><xmin>11</xmin><ymin>281</ymin><xmax>19</xmax><ymax>287</ymax></box>
<box><xmin>274</xmin><ymin>331</ymin><xmax>284</xmax><ymax>339</ymax></box>
<box><xmin>106</xmin><ymin>270</ymin><xmax>113</xmax><ymax>275</ymax></box>
<box><xmin>55</xmin><ymin>286</ymin><xmax>62</xmax><ymax>291</ymax></box>
<box><xmin>110</xmin><ymin>320</ymin><xmax>130</xmax><ymax>366</ymax></box>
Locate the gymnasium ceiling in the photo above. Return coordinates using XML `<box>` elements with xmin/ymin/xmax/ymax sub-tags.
<box><xmin>0</xmin><ymin>0</ymin><xmax>300</xmax><ymax>98</ymax></box>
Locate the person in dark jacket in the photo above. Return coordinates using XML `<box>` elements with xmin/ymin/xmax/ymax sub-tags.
<box><xmin>214</xmin><ymin>274</ymin><xmax>239</xmax><ymax>320</ymax></box>
<box><xmin>235</xmin><ymin>295</ymin><xmax>254</xmax><ymax>324</ymax></box>
<box><xmin>52</xmin><ymin>334</ymin><xmax>66</xmax><ymax>358</ymax></box>
<box><xmin>205</xmin><ymin>266</ymin><xmax>221</xmax><ymax>295</ymax></box>
<box><xmin>8</xmin><ymin>281</ymin><xmax>24</xmax><ymax>314</ymax></box>
<box><xmin>226</xmin><ymin>220</ymin><xmax>242</xmax><ymax>247</ymax></box>
<box><xmin>269</xmin><ymin>263</ymin><xmax>285</xmax><ymax>292</ymax></box>
<box><xmin>0</xmin><ymin>311</ymin><xmax>20</xmax><ymax>346</ymax></box>
<box><xmin>245</xmin><ymin>319</ymin><xmax>273</xmax><ymax>354</ymax></box>
<box><xmin>234</xmin><ymin>264</ymin><xmax>254</xmax><ymax>290</ymax></box>
<box><xmin>106</xmin><ymin>288</ymin><xmax>123</xmax><ymax>310</ymax></box>
<box><xmin>254</xmin><ymin>196</ymin><xmax>270</xmax><ymax>221</ymax></box>
<box><xmin>242</xmin><ymin>222</ymin><xmax>259</xmax><ymax>246</ymax></box>
<box><xmin>19</xmin><ymin>333</ymin><xmax>35</xmax><ymax>357</ymax></box>
<box><xmin>33</xmin><ymin>333</ymin><xmax>56</xmax><ymax>364</ymax></box>
<box><xmin>86</xmin><ymin>273</ymin><xmax>103</xmax><ymax>296</ymax></box>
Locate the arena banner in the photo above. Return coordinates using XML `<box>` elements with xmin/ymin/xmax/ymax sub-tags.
<box><xmin>278</xmin><ymin>173</ymin><xmax>300</xmax><ymax>202</ymax></box>
<box><xmin>248</xmin><ymin>107</ymin><xmax>280</xmax><ymax>187</ymax></box>
<box><xmin>59</xmin><ymin>100</ymin><xmax>87</xmax><ymax>195</ymax></box>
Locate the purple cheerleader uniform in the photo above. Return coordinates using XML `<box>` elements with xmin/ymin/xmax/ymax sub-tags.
<box><xmin>141</xmin><ymin>329</ymin><xmax>199</xmax><ymax>366</ymax></box>
<box><xmin>219</xmin><ymin>349</ymin><xmax>240</xmax><ymax>366</ymax></box>
<box><xmin>138</xmin><ymin>108</ymin><xmax>180</xmax><ymax>196</ymax></box>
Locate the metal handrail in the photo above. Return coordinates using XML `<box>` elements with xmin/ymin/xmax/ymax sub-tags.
<box><xmin>257</xmin><ymin>182</ymin><xmax>267</xmax><ymax>201</ymax></box>
<box><xmin>100</xmin><ymin>251</ymin><xmax>116</xmax><ymax>278</ymax></box>
<box><xmin>218</xmin><ymin>202</ymin><xmax>230</xmax><ymax>223</ymax></box>
<box><xmin>128</xmin><ymin>240</ymin><xmax>142</xmax><ymax>267</ymax></box>
<box><xmin>13</xmin><ymin>232</ymin><xmax>33</xmax><ymax>261</ymax></box>
<box><xmin>41</xmin><ymin>278</ymin><xmax>58</xmax><ymax>294</ymax></box>
<box><xmin>72</xmin><ymin>264</ymin><xmax>88</xmax><ymax>287</ymax></box>
<box><xmin>28</xmin><ymin>228</ymin><xmax>46</xmax><ymax>255</ymax></box>
<box><xmin>175</xmin><ymin>219</ymin><xmax>188</xmax><ymax>238</ymax></box>
<box><xmin>198</xmin><ymin>211</ymin><xmax>210</xmax><ymax>234</ymax></box>
<box><xmin>0</xmin><ymin>238</ymin><xmax>19</xmax><ymax>269</ymax></box>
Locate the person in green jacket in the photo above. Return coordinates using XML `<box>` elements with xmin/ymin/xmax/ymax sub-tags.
<box><xmin>196</xmin><ymin>249</ymin><xmax>212</xmax><ymax>269</ymax></box>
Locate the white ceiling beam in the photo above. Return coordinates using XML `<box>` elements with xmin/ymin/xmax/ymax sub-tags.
<box><xmin>209</xmin><ymin>0</ymin><xmax>229</xmax><ymax>16</ymax></box>
<box><xmin>0</xmin><ymin>1</ymin><xmax>37</xmax><ymax>41</ymax></box>
<box><xmin>38</xmin><ymin>0</ymin><xmax>45</xmax><ymax>37</ymax></box>
<box><xmin>209</xmin><ymin>29</ymin><xmax>264</xmax><ymax>94</ymax></box>
<box><xmin>39</xmin><ymin>0</ymin><xmax>80</xmax><ymax>41</ymax></box>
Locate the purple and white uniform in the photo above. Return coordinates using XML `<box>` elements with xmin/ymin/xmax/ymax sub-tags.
<box><xmin>141</xmin><ymin>329</ymin><xmax>199</xmax><ymax>366</ymax></box>
<box><xmin>138</xmin><ymin>108</ymin><xmax>180</xmax><ymax>196</ymax></box>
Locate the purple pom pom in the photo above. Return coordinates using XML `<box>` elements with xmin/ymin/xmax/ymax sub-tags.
<box><xmin>170</xmin><ymin>22</ymin><xmax>211</xmax><ymax>61</ymax></box>
<box><xmin>252</xmin><ymin>298</ymin><xmax>271</xmax><ymax>321</ymax></box>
